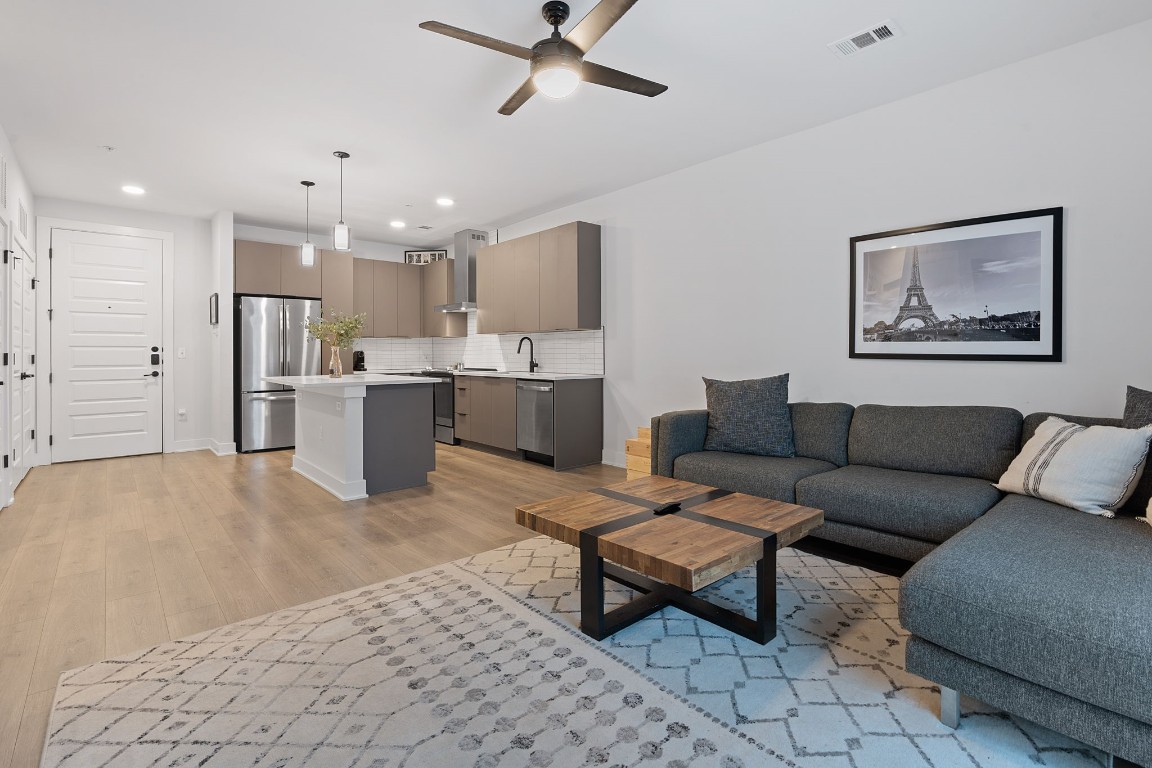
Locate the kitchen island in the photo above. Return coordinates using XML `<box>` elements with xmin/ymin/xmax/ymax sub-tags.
<box><xmin>263</xmin><ymin>374</ymin><xmax>439</xmax><ymax>500</ymax></box>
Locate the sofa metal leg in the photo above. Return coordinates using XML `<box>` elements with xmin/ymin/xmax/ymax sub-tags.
<box><xmin>939</xmin><ymin>686</ymin><xmax>960</xmax><ymax>729</ymax></box>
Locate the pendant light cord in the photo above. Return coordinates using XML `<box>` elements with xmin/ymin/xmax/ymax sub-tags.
<box><xmin>339</xmin><ymin>156</ymin><xmax>344</xmax><ymax>224</ymax></box>
<box><xmin>305</xmin><ymin>184</ymin><xmax>310</xmax><ymax>241</ymax></box>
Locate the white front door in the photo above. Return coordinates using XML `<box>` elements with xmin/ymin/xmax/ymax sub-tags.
<box><xmin>50</xmin><ymin>229</ymin><xmax>163</xmax><ymax>462</ymax></box>
<box><xmin>10</xmin><ymin>240</ymin><xmax>37</xmax><ymax>481</ymax></box>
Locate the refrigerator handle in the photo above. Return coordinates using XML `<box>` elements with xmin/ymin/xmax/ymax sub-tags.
<box><xmin>279</xmin><ymin>302</ymin><xmax>287</xmax><ymax>377</ymax></box>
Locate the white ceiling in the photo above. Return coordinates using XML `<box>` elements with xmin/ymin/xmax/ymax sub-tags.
<box><xmin>3</xmin><ymin>1</ymin><xmax>1151</xmax><ymax>247</ymax></box>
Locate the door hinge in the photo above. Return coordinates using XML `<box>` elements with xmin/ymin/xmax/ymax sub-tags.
<box><xmin>49</xmin><ymin>435</ymin><xmax>53</xmax><ymax>446</ymax></box>
<box><xmin>2</xmin><ymin>353</ymin><xmax>6</xmax><ymax>365</ymax></box>
<box><xmin>30</xmin><ymin>278</ymin><xmax>37</xmax><ymax>289</ymax></box>
<box><xmin>29</xmin><ymin>354</ymin><xmax>34</xmax><ymax>365</ymax></box>
<box><xmin>2</xmin><ymin>250</ymin><xmax>8</xmax><ymax>264</ymax></box>
<box><xmin>2</xmin><ymin>455</ymin><xmax>6</xmax><ymax>468</ymax></box>
<box><xmin>30</xmin><ymin>429</ymin><xmax>34</xmax><ymax>440</ymax></box>
<box><xmin>48</xmin><ymin>372</ymin><xmax>52</xmax><ymax>384</ymax></box>
<box><xmin>47</xmin><ymin>308</ymin><xmax>52</xmax><ymax>321</ymax></box>
<box><xmin>48</xmin><ymin>247</ymin><xmax>53</xmax><ymax>260</ymax></box>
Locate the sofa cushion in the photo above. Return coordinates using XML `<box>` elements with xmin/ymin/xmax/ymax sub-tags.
<box><xmin>1124</xmin><ymin>386</ymin><xmax>1152</xmax><ymax>515</ymax></box>
<box><xmin>702</xmin><ymin>374</ymin><xmax>795</xmax><ymax>457</ymax></box>
<box><xmin>900</xmin><ymin>493</ymin><xmax>1152</xmax><ymax>726</ymax></box>
<box><xmin>794</xmin><ymin>465</ymin><xmax>1002</xmax><ymax>544</ymax></box>
<box><xmin>994</xmin><ymin>416</ymin><xmax>1152</xmax><ymax>516</ymax></box>
<box><xmin>1022</xmin><ymin>411</ymin><xmax>1123</xmax><ymax>443</ymax></box>
<box><xmin>673</xmin><ymin>452</ymin><xmax>835</xmax><ymax>504</ymax></box>
<box><xmin>790</xmin><ymin>402</ymin><xmax>853</xmax><ymax>467</ymax></box>
<box><xmin>848</xmin><ymin>404</ymin><xmax>1022</xmax><ymax>481</ymax></box>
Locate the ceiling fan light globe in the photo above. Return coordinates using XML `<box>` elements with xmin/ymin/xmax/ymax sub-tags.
<box><xmin>533</xmin><ymin>63</ymin><xmax>581</xmax><ymax>99</ymax></box>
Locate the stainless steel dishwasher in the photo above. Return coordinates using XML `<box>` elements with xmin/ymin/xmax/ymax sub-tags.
<box><xmin>516</xmin><ymin>380</ymin><xmax>554</xmax><ymax>460</ymax></box>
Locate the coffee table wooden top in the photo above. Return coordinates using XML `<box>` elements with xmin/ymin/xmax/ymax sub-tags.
<box><xmin>516</xmin><ymin>475</ymin><xmax>823</xmax><ymax>592</ymax></box>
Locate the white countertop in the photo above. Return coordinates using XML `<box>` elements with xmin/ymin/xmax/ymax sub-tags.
<box><xmin>264</xmin><ymin>374</ymin><xmax>440</xmax><ymax>388</ymax></box>
<box><xmin>363</xmin><ymin>368</ymin><xmax>603</xmax><ymax>381</ymax></box>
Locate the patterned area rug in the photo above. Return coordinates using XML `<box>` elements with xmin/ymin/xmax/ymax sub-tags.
<box><xmin>43</xmin><ymin>537</ymin><xmax>1104</xmax><ymax>767</ymax></box>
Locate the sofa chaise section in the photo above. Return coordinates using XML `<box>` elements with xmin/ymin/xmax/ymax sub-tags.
<box><xmin>901</xmin><ymin>493</ymin><xmax>1152</xmax><ymax>765</ymax></box>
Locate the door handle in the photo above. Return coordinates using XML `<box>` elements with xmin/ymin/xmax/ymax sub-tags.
<box><xmin>19</xmin><ymin>372</ymin><xmax>34</xmax><ymax>380</ymax></box>
<box><xmin>250</xmin><ymin>394</ymin><xmax>295</xmax><ymax>401</ymax></box>
<box><xmin>143</xmin><ymin>371</ymin><xmax>159</xmax><ymax>378</ymax></box>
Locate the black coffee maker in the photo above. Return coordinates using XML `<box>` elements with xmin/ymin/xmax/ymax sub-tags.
<box><xmin>352</xmin><ymin>350</ymin><xmax>366</xmax><ymax>371</ymax></box>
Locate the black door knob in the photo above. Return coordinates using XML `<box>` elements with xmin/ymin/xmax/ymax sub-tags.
<box><xmin>19</xmin><ymin>372</ymin><xmax>33</xmax><ymax>380</ymax></box>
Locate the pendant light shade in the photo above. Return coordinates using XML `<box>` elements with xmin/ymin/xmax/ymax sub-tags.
<box><xmin>300</xmin><ymin>180</ymin><xmax>316</xmax><ymax>266</ymax></box>
<box><xmin>332</xmin><ymin>151</ymin><xmax>352</xmax><ymax>251</ymax></box>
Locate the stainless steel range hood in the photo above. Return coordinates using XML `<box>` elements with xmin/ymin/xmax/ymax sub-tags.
<box><xmin>435</xmin><ymin>229</ymin><xmax>488</xmax><ymax>313</ymax></box>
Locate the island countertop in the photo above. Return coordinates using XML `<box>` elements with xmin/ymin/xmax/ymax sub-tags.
<box><xmin>263</xmin><ymin>374</ymin><xmax>440</xmax><ymax>388</ymax></box>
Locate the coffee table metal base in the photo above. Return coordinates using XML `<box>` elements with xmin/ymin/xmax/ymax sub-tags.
<box><xmin>579</xmin><ymin>534</ymin><xmax>778</xmax><ymax>645</ymax></box>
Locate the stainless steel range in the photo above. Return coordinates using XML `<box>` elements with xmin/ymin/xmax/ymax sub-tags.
<box><xmin>415</xmin><ymin>369</ymin><xmax>457</xmax><ymax>444</ymax></box>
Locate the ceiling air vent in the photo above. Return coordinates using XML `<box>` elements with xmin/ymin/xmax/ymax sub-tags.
<box><xmin>828</xmin><ymin>20</ymin><xmax>902</xmax><ymax>58</ymax></box>
<box><xmin>417</xmin><ymin>225</ymin><xmax>434</xmax><ymax>230</ymax></box>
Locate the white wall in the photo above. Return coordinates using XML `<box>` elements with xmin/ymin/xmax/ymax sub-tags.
<box><xmin>210</xmin><ymin>211</ymin><xmax>235</xmax><ymax>454</ymax></box>
<box><xmin>233</xmin><ymin>223</ymin><xmax>417</xmax><ymax>262</ymax></box>
<box><xmin>498</xmin><ymin>20</ymin><xmax>1152</xmax><ymax>466</ymax></box>
<box><xmin>0</xmin><ymin>126</ymin><xmax>35</xmax><ymax>255</ymax></box>
<box><xmin>35</xmin><ymin>198</ymin><xmax>214</xmax><ymax>450</ymax></box>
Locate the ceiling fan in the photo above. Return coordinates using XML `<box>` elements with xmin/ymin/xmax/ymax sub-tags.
<box><xmin>419</xmin><ymin>0</ymin><xmax>668</xmax><ymax>115</ymax></box>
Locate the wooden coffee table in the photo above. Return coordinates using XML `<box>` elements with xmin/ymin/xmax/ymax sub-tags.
<box><xmin>516</xmin><ymin>475</ymin><xmax>823</xmax><ymax>644</ymax></box>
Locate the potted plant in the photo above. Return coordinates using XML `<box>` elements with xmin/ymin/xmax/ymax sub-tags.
<box><xmin>304</xmin><ymin>310</ymin><xmax>365</xmax><ymax>378</ymax></box>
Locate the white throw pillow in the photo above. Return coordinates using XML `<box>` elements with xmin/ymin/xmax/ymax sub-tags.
<box><xmin>995</xmin><ymin>416</ymin><xmax>1152</xmax><ymax>517</ymax></box>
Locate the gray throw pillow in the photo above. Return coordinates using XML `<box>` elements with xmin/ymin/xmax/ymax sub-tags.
<box><xmin>702</xmin><ymin>374</ymin><xmax>796</xmax><ymax>457</ymax></box>
<box><xmin>1122</xmin><ymin>385</ymin><xmax>1152</xmax><ymax>515</ymax></box>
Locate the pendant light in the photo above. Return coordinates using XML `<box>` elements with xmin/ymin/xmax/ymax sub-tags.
<box><xmin>332</xmin><ymin>151</ymin><xmax>352</xmax><ymax>251</ymax></box>
<box><xmin>300</xmin><ymin>180</ymin><xmax>316</xmax><ymax>266</ymax></box>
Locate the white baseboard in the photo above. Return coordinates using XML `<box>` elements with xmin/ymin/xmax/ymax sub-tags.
<box><xmin>166</xmin><ymin>438</ymin><xmax>212</xmax><ymax>454</ymax></box>
<box><xmin>210</xmin><ymin>440</ymin><xmax>237</xmax><ymax>456</ymax></box>
<box><xmin>292</xmin><ymin>456</ymin><xmax>367</xmax><ymax>501</ymax></box>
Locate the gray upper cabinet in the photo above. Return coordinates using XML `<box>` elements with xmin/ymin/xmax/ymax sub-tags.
<box><xmin>234</xmin><ymin>240</ymin><xmax>283</xmax><ymax>295</ymax></box>
<box><xmin>321</xmin><ymin>249</ymin><xmax>354</xmax><ymax>372</ymax></box>
<box><xmin>234</xmin><ymin>239</ymin><xmax>323</xmax><ymax>298</ymax></box>
<box><xmin>353</xmin><ymin>257</ymin><xmax>375</xmax><ymax>337</ymax></box>
<box><xmin>423</xmin><ymin>259</ymin><xmax>467</xmax><ymax>338</ymax></box>
<box><xmin>539</xmin><ymin>222</ymin><xmax>601</xmax><ymax>332</ymax></box>
<box><xmin>280</xmin><ymin>245</ymin><xmax>322</xmax><ymax>297</ymax></box>
<box><xmin>396</xmin><ymin>263</ymin><xmax>422</xmax><ymax>338</ymax></box>
<box><xmin>372</xmin><ymin>260</ymin><xmax>399</xmax><ymax>337</ymax></box>
<box><xmin>475</xmin><ymin>222</ymin><xmax>601</xmax><ymax>335</ymax></box>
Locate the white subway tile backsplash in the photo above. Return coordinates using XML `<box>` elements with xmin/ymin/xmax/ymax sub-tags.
<box><xmin>356</xmin><ymin>312</ymin><xmax>604</xmax><ymax>375</ymax></box>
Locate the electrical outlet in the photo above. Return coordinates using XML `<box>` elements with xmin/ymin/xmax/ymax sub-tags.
<box><xmin>177</xmin><ymin>408</ymin><xmax>188</xmax><ymax>421</ymax></box>
<box><xmin>335</xmin><ymin>401</ymin><xmax>343</xmax><ymax>413</ymax></box>
<box><xmin>177</xmin><ymin>347</ymin><xmax>187</xmax><ymax>359</ymax></box>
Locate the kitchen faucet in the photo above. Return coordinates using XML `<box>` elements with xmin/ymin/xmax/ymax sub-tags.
<box><xmin>517</xmin><ymin>336</ymin><xmax>539</xmax><ymax>373</ymax></box>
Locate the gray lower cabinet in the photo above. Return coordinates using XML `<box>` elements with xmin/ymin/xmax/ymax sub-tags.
<box><xmin>520</xmin><ymin>378</ymin><xmax>603</xmax><ymax>471</ymax></box>
<box><xmin>455</xmin><ymin>376</ymin><xmax>516</xmax><ymax>451</ymax></box>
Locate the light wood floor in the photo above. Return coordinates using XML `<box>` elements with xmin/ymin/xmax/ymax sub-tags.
<box><xmin>0</xmin><ymin>445</ymin><xmax>624</xmax><ymax>767</ymax></box>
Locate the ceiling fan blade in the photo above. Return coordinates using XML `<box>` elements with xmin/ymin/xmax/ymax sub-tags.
<box><xmin>498</xmin><ymin>78</ymin><xmax>538</xmax><ymax>115</ymax></box>
<box><xmin>564</xmin><ymin>0</ymin><xmax>640</xmax><ymax>54</ymax></box>
<box><xmin>582</xmin><ymin>61</ymin><xmax>667</xmax><ymax>97</ymax></box>
<box><xmin>419</xmin><ymin>21</ymin><xmax>533</xmax><ymax>60</ymax></box>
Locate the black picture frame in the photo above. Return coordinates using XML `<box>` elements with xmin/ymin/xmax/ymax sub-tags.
<box><xmin>849</xmin><ymin>207</ymin><xmax>1063</xmax><ymax>362</ymax></box>
<box><xmin>404</xmin><ymin>249</ymin><xmax>448</xmax><ymax>264</ymax></box>
<box><xmin>209</xmin><ymin>292</ymin><xmax>219</xmax><ymax>325</ymax></box>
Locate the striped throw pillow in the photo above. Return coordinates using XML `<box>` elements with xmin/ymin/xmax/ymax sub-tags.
<box><xmin>994</xmin><ymin>416</ymin><xmax>1152</xmax><ymax>517</ymax></box>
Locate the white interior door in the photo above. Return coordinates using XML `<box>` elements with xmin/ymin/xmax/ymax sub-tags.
<box><xmin>10</xmin><ymin>240</ymin><xmax>36</xmax><ymax>481</ymax></box>
<box><xmin>51</xmin><ymin>229</ymin><xmax>163</xmax><ymax>462</ymax></box>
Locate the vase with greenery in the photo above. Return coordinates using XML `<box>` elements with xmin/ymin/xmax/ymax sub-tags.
<box><xmin>304</xmin><ymin>310</ymin><xmax>365</xmax><ymax>378</ymax></box>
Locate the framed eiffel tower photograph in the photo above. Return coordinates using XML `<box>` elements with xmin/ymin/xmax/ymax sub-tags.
<box><xmin>849</xmin><ymin>207</ymin><xmax>1062</xmax><ymax>361</ymax></box>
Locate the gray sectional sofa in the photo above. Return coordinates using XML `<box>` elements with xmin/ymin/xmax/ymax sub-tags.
<box><xmin>651</xmin><ymin>404</ymin><xmax>1152</xmax><ymax>767</ymax></box>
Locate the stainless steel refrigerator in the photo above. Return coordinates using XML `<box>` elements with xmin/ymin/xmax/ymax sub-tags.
<box><xmin>236</xmin><ymin>295</ymin><xmax>322</xmax><ymax>452</ymax></box>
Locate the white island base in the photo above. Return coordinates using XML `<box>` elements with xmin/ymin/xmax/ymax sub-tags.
<box><xmin>264</xmin><ymin>374</ymin><xmax>438</xmax><ymax>501</ymax></box>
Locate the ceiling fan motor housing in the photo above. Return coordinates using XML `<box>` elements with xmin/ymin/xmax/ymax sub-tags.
<box><xmin>531</xmin><ymin>36</ymin><xmax>584</xmax><ymax>77</ymax></box>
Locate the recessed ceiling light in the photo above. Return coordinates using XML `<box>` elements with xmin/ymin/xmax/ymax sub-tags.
<box><xmin>436</xmin><ymin>197</ymin><xmax>455</xmax><ymax>207</ymax></box>
<box><xmin>121</xmin><ymin>185</ymin><xmax>146</xmax><ymax>195</ymax></box>
<box><xmin>390</xmin><ymin>220</ymin><xmax>406</xmax><ymax>229</ymax></box>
